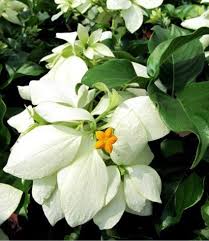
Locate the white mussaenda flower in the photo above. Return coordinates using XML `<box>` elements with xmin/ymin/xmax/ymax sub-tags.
<box><xmin>41</xmin><ymin>24</ymin><xmax>114</xmax><ymax>68</ymax></box>
<box><xmin>4</xmin><ymin>56</ymin><xmax>109</xmax><ymax>227</ymax></box>
<box><xmin>0</xmin><ymin>0</ymin><xmax>27</xmax><ymax>25</ymax></box>
<box><xmin>106</xmin><ymin>0</ymin><xmax>164</xmax><ymax>33</ymax></box>
<box><xmin>53</xmin><ymin>0</ymin><xmax>92</xmax><ymax>20</ymax></box>
<box><xmin>0</xmin><ymin>183</ymin><xmax>22</xmax><ymax>225</ymax></box>
<box><xmin>5</xmin><ymin>56</ymin><xmax>169</xmax><ymax>228</ymax></box>
<box><xmin>92</xmin><ymin>93</ymin><xmax>168</xmax><ymax>229</ymax></box>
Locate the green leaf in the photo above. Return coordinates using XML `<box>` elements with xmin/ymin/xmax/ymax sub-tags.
<box><xmin>149</xmin><ymin>25</ymin><xmax>205</xmax><ymax>93</ymax></box>
<box><xmin>195</xmin><ymin>227</ymin><xmax>209</xmax><ymax>240</ymax></box>
<box><xmin>147</xmin><ymin>27</ymin><xmax>209</xmax><ymax>80</ymax></box>
<box><xmin>149</xmin><ymin>82</ymin><xmax>209</xmax><ymax>168</ymax></box>
<box><xmin>0</xmin><ymin>97</ymin><xmax>10</xmax><ymax>148</ymax></box>
<box><xmin>161</xmin><ymin>139</ymin><xmax>184</xmax><ymax>158</ymax></box>
<box><xmin>16</xmin><ymin>62</ymin><xmax>44</xmax><ymax>76</ymax></box>
<box><xmin>81</xmin><ymin>59</ymin><xmax>137</xmax><ymax>88</ymax></box>
<box><xmin>160</xmin><ymin>173</ymin><xmax>204</xmax><ymax>230</ymax></box>
<box><xmin>175</xmin><ymin>173</ymin><xmax>204</xmax><ymax>213</ymax></box>
<box><xmin>201</xmin><ymin>199</ymin><xmax>209</xmax><ymax>226</ymax></box>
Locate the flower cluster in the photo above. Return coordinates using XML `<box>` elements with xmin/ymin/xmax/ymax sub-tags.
<box><xmin>3</xmin><ymin>49</ymin><xmax>169</xmax><ymax>228</ymax></box>
<box><xmin>0</xmin><ymin>0</ymin><xmax>27</xmax><ymax>25</ymax></box>
<box><xmin>41</xmin><ymin>24</ymin><xmax>114</xmax><ymax>69</ymax></box>
<box><xmin>53</xmin><ymin>0</ymin><xmax>164</xmax><ymax>33</ymax></box>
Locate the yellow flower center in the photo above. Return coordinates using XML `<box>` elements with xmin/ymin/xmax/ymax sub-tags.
<box><xmin>95</xmin><ymin>128</ymin><xmax>118</xmax><ymax>154</ymax></box>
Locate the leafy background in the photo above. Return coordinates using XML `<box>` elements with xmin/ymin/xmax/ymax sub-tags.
<box><xmin>1</xmin><ymin>0</ymin><xmax>209</xmax><ymax>239</ymax></box>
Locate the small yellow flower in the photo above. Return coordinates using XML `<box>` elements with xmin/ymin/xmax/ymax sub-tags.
<box><xmin>95</xmin><ymin>128</ymin><xmax>117</xmax><ymax>154</ymax></box>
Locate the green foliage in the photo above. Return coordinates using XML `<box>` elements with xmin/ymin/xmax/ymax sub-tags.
<box><xmin>149</xmin><ymin>82</ymin><xmax>209</xmax><ymax>168</ymax></box>
<box><xmin>82</xmin><ymin>59</ymin><xmax>139</xmax><ymax>88</ymax></box>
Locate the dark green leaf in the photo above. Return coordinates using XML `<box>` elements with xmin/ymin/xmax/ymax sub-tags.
<box><xmin>201</xmin><ymin>199</ymin><xmax>209</xmax><ymax>226</ymax></box>
<box><xmin>82</xmin><ymin>59</ymin><xmax>137</xmax><ymax>88</ymax></box>
<box><xmin>175</xmin><ymin>173</ymin><xmax>204</xmax><ymax>213</ymax></box>
<box><xmin>16</xmin><ymin>62</ymin><xmax>44</xmax><ymax>76</ymax></box>
<box><xmin>147</xmin><ymin>27</ymin><xmax>209</xmax><ymax>79</ymax></box>
<box><xmin>149</xmin><ymin>82</ymin><xmax>209</xmax><ymax>168</ymax></box>
<box><xmin>0</xmin><ymin>97</ymin><xmax>10</xmax><ymax>148</ymax></box>
<box><xmin>160</xmin><ymin>173</ymin><xmax>204</xmax><ymax>230</ymax></box>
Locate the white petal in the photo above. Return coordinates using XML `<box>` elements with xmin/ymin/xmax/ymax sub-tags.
<box><xmin>130</xmin><ymin>144</ymin><xmax>154</xmax><ymax>166</ymax></box>
<box><xmin>91</xmin><ymin>95</ymin><xmax>109</xmax><ymax>116</ymax></box>
<box><xmin>42</xmin><ymin>188</ymin><xmax>64</xmax><ymax>226</ymax></box>
<box><xmin>154</xmin><ymin>79</ymin><xmax>167</xmax><ymax>93</ymax></box>
<box><xmin>125</xmin><ymin>96</ymin><xmax>169</xmax><ymax>141</ymax></box>
<box><xmin>35</xmin><ymin>102</ymin><xmax>93</xmax><ymax>123</ymax></box>
<box><xmin>181</xmin><ymin>10</ymin><xmax>209</xmax><ymax>30</ymax></box>
<box><xmin>77</xmin><ymin>24</ymin><xmax>89</xmax><ymax>45</ymax></box>
<box><xmin>77</xmin><ymin>86</ymin><xmax>95</xmax><ymax>108</ymax></box>
<box><xmin>17</xmin><ymin>85</ymin><xmax>31</xmax><ymax>100</ymax></box>
<box><xmin>32</xmin><ymin>175</ymin><xmax>57</xmax><ymax>205</ymax></box>
<box><xmin>77</xmin><ymin>0</ymin><xmax>92</xmax><ymax>13</ymax></box>
<box><xmin>29</xmin><ymin>56</ymin><xmax>88</xmax><ymax>107</ymax></box>
<box><xmin>57</xmin><ymin>145</ymin><xmax>108</xmax><ymax>227</ymax></box>
<box><xmin>124</xmin><ymin>174</ymin><xmax>147</xmax><ymax>212</ymax></box>
<box><xmin>132</xmin><ymin>62</ymin><xmax>148</xmax><ymax>78</ymax></box>
<box><xmin>105</xmin><ymin>166</ymin><xmax>121</xmax><ymax>205</ymax></box>
<box><xmin>122</xmin><ymin>5</ymin><xmax>143</xmax><ymax>33</ymax></box>
<box><xmin>100</xmin><ymin>31</ymin><xmax>112</xmax><ymax>41</ymax></box>
<box><xmin>200</xmin><ymin>34</ymin><xmax>209</xmax><ymax>49</ymax></box>
<box><xmin>56</xmin><ymin>32</ymin><xmax>78</xmax><ymax>45</ymax></box>
<box><xmin>109</xmin><ymin>102</ymin><xmax>148</xmax><ymax>165</ymax></box>
<box><xmin>93</xmin><ymin>43</ymin><xmax>114</xmax><ymax>57</ymax></box>
<box><xmin>126</xmin><ymin>165</ymin><xmax>162</xmax><ymax>203</ymax></box>
<box><xmin>126</xmin><ymin>88</ymin><xmax>147</xmax><ymax>97</ymax></box>
<box><xmin>84</xmin><ymin>47</ymin><xmax>95</xmax><ymax>59</ymax></box>
<box><xmin>7</xmin><ymin>106</ymin><xmax>35</xmax><ymax>133</ymax></box>
<box><xmin>135</xmin><ymin>0</ymin><xmax>163</xmax><ymax>9</ymax></box>
<box><xmin>4</xmin><ymin>125</ymin><xmax>82</xmax><ymax>179</ymax></box>
<box><xmin>93</xmin><ymin>183</ymin><xmax>125</xmax><ymax>230</ymax></box>
<box><xmin>0</xmin><ymin>184</ymin><xmax>22</xmax><ymax>225</ymax></box>
<box><xmin>126</xmin><ymin>200</ymin><xmax>152</xmax><ymax>216</ymax></box>
<box><xmin>89</xmin><ymin>29</ymin><xmax>103</xmax><ymax>45</ymax></box>
<box><xmin>106</xmin><ymin>0</ymin><xmax>132</xmax><ymax>10</ymax></box>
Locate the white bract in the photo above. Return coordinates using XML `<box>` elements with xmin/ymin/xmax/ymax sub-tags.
<box><xmin>106</xmin><ymin>0</ymin><xmax>164</xmax><ymax>33</ymax></box>
<box><xmin>41</xmin><ymin>25</ymin><xmax>114</xmax><ymax>68</ymax></box>
<box><xmin>181</xmin><ymin>10</ymin><xmax>209</xmax><ymax>30</ymax></box>
<box><xmin>53</xmin><ymin>0</ymin><xmax>91</xmax><ymax>20</ymax></box>
<box><xmin>92</xmin><ymin>93</ymin><xmax>169</xmax><ymax>229</ymax></box>
<box><xmin>181</xmin><ymin>10</ymin><xmax>209</xmax><ymax>57</ymax></box>
<box><xmin>0</xmin><ymin>183</ymin><xmax>22</xmax><ymax>225</ymax></box>
<box><xmin>0</xmin><ymin>0</ymin><xmax>27</xmax><ymax>25</ymax></box>
<box><xmin>5</xmin><ymin>55</ymin><xmax>169</xmax><ymax>228</ymax></box>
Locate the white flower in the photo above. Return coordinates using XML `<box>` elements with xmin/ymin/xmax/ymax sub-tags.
<box><xmin>19</xmin><ymin>56</ymin><xmax>95</xmax><ymax>108</ymax></box>
<box><xmin>93</xmin><ymin>164</ymin><xmax>161</xmax><ymax>230</ymax></box>
<box><xmin>93</xmin><ymin>92</ymin><xmax>169</xmax><ymax>229</ymax></box>
<box><xmin>0</xmin><ymin>183</ymin><xmax>22</xmax><ymax>225</ymax></box>
<box><xmin>181</xmin><ymin>9</ymin><xmax>209</xmax><ymax>30</ymax></box>
<box><xmin>76</xmin><ymin>24</ymin><xmax>114</xmax><ymax>59</ymax></box>
<box><xmin>5</xmin><ymin>55</ymin><xmax>169</xmax><ymax>229</ymax></box>
<box><xmin>4</xmin><ymin>56</ymin><xmax>109</xmax><ymax>227</ymax></box>
<box><xmin>108</xmin><ymin>95</ymin><xmax>169</xmax><ymax>166</ymax></box>
<box><xmin>41</xmin><ymin>25</ymin><xmax>114</xmax><ymax>68</ymax></box>
<box><xmin>53</xmin><ymin>0</ymin><xmax>91</xmax><ymax>20</ymax></box>
<box><xmin>106</xmin><ymin>0</ymin><xmax>164</xmax><ymax>33</ymax></box>
<box><xmin>0</xmin><ymin>0</ymin><xmax>27</xmax><ymax>25</ymax></box>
